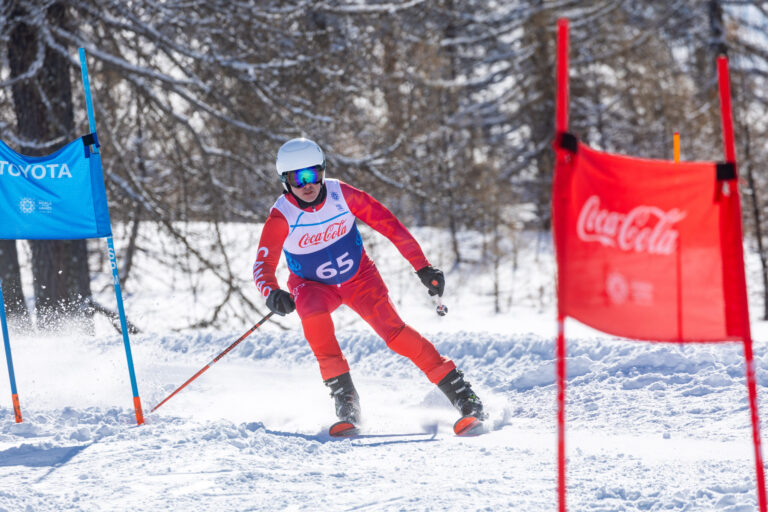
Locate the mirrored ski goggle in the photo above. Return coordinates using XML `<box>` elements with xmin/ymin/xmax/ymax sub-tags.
<box><xmin>281</xmin><ymin>165</ymin><xmax>324</xmax><ymax>188</ymax></box>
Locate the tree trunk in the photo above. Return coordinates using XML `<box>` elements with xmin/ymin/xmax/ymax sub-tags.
<box><xmin>0</xmin><ymin>240</ymin><xmax>29</xmax><ymax>325</ymax></box>
<box><xmin>441</xmin><ymin>3</ymin><xmax>463</xmax><ymax>268</ymax></box>
<box><xmin>742</xmin><ymin>127</ymin><xmax>768</xmax><ymax>320</ymax></box>
<box><xmin>709</xmin><ymin>0</ymin><xmax>728</xmax><ymax>58</ymax></box>
<box><xmin>492</xmin><ymin>221</ymin><xmax>501</xmax><ymax>314</ymax></box>
<box><xmin>8</xmin><ymin>3</ymin><xmax>94</xmax><ymax>331</ymax></box>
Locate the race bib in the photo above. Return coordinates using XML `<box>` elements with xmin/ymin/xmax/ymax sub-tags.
<box><xmin>274</xmin><ymin>179</ymin><xmax>364</xmax><ymax>285</ymax></box>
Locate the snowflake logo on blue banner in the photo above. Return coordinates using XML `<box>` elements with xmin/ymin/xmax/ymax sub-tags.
<box><xmin>19</xmin><ymin>197</ymin><xmax>35</xmax><ymax>214</ymax></box>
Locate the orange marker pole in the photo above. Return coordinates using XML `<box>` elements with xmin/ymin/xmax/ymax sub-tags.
<box><xmin>673</xmin><ymin>132</ymin><xmax>680</xmax><ymax>163</ymax></box>
<box><xmin>11</xmin><ymin>394</ymin><xmax>21</xmax><ymax>423</ymax></box>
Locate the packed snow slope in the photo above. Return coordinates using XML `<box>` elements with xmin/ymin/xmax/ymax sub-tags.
<box><xmin>1</xmin><ymin>226</ymin><xmax>767</xmax><ymax>511</ymax></box>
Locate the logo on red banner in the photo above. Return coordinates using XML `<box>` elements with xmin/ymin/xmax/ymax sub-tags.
<box><xmin>298</xmin><ymin>221</ymin><xmax>349</xmax><ymax>249</ymax></box>
<box><xmin>576</xmin><ymin>195</ymin><xmax>686</xmax><ymax>255</ymax></box>
<box><xmin>605</xmin><ymin>271</ymin><xmax>654</xmax><ymax>306</ymax></box>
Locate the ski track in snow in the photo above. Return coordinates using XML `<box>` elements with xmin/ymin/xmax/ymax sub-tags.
<box><xmin>0</xmin><ymin>325</ymin><xmax>766</xmax><ymax>511</ymax></box>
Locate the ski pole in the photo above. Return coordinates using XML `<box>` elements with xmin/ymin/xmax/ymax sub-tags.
<box><xmin>435</xmin><ymin>296</ymin><xmax>448</xmax><ymax>316</ymax></box>
<box><xmin>150</xmin><ymin>311</ymin><xmax>274</xmax><ymax>413</ymax></box>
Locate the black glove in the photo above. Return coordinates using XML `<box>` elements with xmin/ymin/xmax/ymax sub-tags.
<box><xmin>416</xmin><ymin>266</ymin><xmax>445</xmax><ymax>297</ymax></box>
<box><xmin>266</xmin><ymin>289</ymin><xmax>295</xmax><ymax>316</ymax></box>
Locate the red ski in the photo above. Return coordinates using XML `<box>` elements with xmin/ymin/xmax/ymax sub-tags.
<box><xmin>329</xmin><ymin>420</ymin><xmax>358</xmax><ymax>437</ymax></box>
<box><xmin>453</xmin><ymin>415</ymin><xmax>484</xmax><ymax>436</ymax></box>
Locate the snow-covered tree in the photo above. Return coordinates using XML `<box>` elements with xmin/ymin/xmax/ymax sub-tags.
<box><xmin>1</xmin><ymin>0</ymin><xmax>766</xmax><ymax>326</ymax></box>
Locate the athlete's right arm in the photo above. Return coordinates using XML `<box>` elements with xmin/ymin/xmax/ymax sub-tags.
<box><xmin>253</xmin><ymin>208</ymin><xmax>289</xmax><ymax>298</ymax></box>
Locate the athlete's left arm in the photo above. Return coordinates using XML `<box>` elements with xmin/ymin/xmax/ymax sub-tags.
<box><xmin>340</xmin><ymin>182</ymin><xmax>430</xmax><ymax>270</ymax></box>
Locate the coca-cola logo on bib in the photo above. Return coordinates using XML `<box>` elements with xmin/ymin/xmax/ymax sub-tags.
<box><xmin>298</xmin><ymin>221</ymin><xmax>349</xmax><ymax>248</ymax></box>
<box><xmin>576</xmin><ymin>195</ymin><xmax>686</xmax><ymax>255</ymax></box>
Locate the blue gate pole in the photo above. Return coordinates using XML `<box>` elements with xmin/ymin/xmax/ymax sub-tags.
<box><xmin>0</xmin><ymin>280</ymin><xmax>22</xmax><ymax>422</ymax></box>
<box><xmin>79</xmin><ymin>48</ymin><xmax>144</xmax><ymax>425</ymax></box>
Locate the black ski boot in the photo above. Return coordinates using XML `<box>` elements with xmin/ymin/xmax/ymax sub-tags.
<box><xmin>438</xmin><ymin>368</ymin><xmax>487</xmax><ymax>420</ymax></box>
<box><xmin>324</xmin><ymin>372</ymin><xmax>361</xmax><ymax>424</ymax></box>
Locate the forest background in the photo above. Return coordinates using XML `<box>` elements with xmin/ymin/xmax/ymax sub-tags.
<box><xmin>1</xmin><ymin>0</ymin><xmax>767</xmax><ymax>332</ymax></box>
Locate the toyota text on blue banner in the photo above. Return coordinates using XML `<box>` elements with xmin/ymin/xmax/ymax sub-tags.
<box><xmin>0</xmin><ymin>136</ymin><xmax>111</xmax><ymax>240</ymax></box>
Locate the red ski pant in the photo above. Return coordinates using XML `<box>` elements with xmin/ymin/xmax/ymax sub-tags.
<box><xmin>287</xmin><ymin>258</ymin><xmax>455</xmax><ymax>384</ymax></box>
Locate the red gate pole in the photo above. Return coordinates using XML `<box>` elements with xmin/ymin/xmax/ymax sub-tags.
<box><xmin>744</xmin><ymin>338</ymin><xmax>767</xmax><ymax>512</ymax></box>
<box><xmin>556</xmin><ymin>19</ymin><xmax>570</xmax><ymax>135</ymax></box>
<box><xmin>556</xmin><ymin>316</ymin><xmax>567</xmax><ymax>512</ymax></box>
<box><xmin>554</xmin><ymin>18</ymin><xmax>570</xmax><ymax>512</ymax></box>
<box><xmin>717</xmin><ymin>55</ymin><xmax>767</xmax><ymax>512</ymax></box>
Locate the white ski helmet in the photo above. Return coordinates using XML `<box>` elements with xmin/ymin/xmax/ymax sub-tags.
<box><xmin>275</xmin><ymin>138</ymin><xmax>326</xmax><ymax>189</ymax></box>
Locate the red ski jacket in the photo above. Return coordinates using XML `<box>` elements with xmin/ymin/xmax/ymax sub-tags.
<box><xmin>253</xmin><ymin>180</ymin><xmax>429</xmax><ymax>298</ymax></box>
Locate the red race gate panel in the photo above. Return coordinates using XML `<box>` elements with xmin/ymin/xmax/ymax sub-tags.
<box><xmin>552</xmin><ymin>141</ymin><xmax>748</xmax><ymax>343</ymax></box>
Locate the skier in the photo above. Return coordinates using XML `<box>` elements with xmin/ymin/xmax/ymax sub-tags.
<box><xmin>253</xmin><ymin>137</ymin><xmax>485</xmax><ymax>434</ymax></box>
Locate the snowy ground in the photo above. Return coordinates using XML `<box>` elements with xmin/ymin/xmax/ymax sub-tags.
<box><xmin>1</xmin><ymin>226</ymin><xmax>767</xmax><ymax>511</ymax></box>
